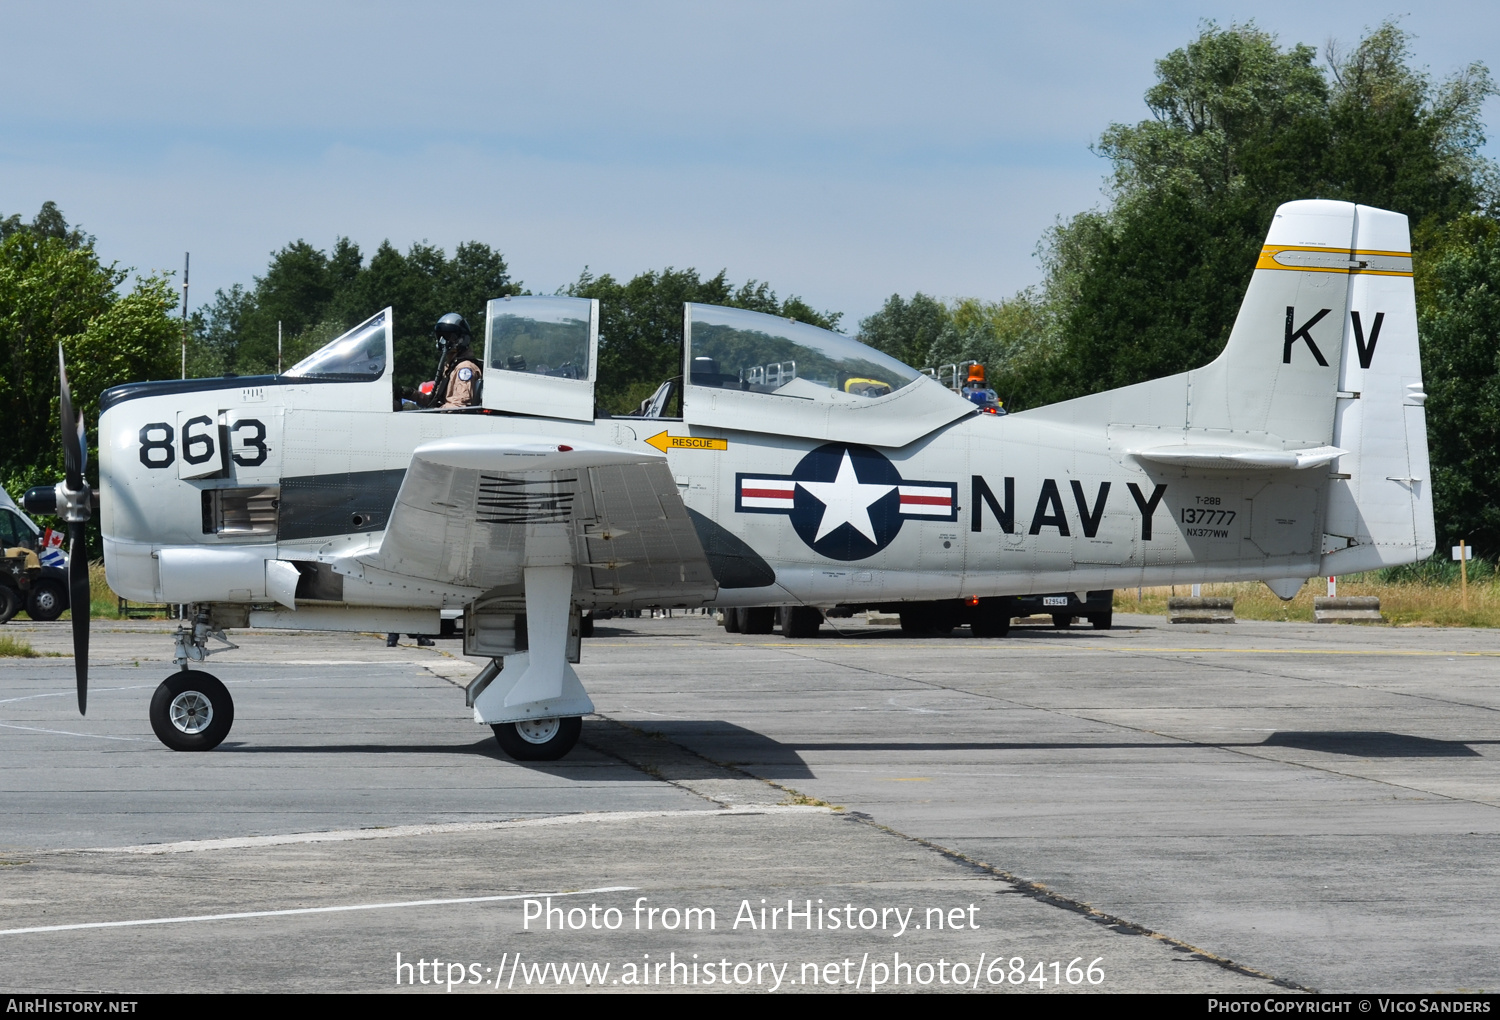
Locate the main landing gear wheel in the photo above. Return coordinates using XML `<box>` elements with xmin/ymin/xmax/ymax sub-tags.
<box><xmin>492</xmin><ymin>716</ymin><xmax>582</xmax><ymax>762</ymax></box>
<box><xmin>1051</xmin><ymin>614</ymin><xmax>1073</xmax><ymax>629</ymax></box>
<box><xmin>150</xmin><ymin>671</ymin><xmax>234</xmax><ymax>751</ymax></box>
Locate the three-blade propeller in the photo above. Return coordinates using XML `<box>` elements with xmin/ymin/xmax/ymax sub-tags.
<box><xmin>27</xmin><ymin>348</ymin><xmax>93</xmax><ymax>714</ymax></box>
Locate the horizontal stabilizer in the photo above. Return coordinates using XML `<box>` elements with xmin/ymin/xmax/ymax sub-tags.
<box><xmin>1131</xmin><ymin>444</ymin><xmax>1345</xmax><ymax>471</ymax></box>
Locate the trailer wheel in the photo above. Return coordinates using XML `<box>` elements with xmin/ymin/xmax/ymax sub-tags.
<box><xmin>779</xmin><ymin>605</ymin><xmax>823</xmax><ymax>638</ymax></box>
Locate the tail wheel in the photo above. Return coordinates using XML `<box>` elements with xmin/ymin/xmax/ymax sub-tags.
<box><xmin>492</xmin><ymin>716</ymin><xmax>582</xmax><ymax>761</ymax></box>
<box><xmin>1090</xmin><ymin>612</ymin><xmax>1113</xmax><ymax>630</ymax></box>
<box><xmin>150</xmin><ymin>672</ymin><xmax>234</xmax><ymax>751</ymax></box>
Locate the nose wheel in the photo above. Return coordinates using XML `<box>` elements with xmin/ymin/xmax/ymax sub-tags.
<box><xmin>150</xmin><ymin>672</ymin><xmax>235</xmax><ymax>751</ymax></box>
<box><xmin>491</xmin><ymin>716</ymin><xmax>582</xmax><ymax>761</ymax></box>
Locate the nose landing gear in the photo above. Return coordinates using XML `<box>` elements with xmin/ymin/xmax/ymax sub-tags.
<box><xmin>149</xmin><ymin>671</ymin><xmax>235</xmax><ymax>751</ymax></box>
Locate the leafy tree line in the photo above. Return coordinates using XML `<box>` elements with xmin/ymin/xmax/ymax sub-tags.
<box><xmin>860</xmin><ymin>22</ymin><xmax>1500</xmax><ymax>555</ymax></box>
<box><xmin>190</xmin><ymin>238</ymin><xmax>520</xmax><ymax>388</ymax></box>
<box><xmin>2</xmin><ymin>203</ymin><xmax>179</xmax><ymax>500</ymax></box>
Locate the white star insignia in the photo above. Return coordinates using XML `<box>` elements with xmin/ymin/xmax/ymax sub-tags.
<box><xmin>797</xmin><ymin>451</ymin><xmax>895</xmax><ymax>543</ymax></box>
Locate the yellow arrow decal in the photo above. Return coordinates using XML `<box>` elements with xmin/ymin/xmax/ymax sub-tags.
<box><xmin>646</xmin><ymin>430</ymin><xmax>728</xmax><ymax>453</ymax></box>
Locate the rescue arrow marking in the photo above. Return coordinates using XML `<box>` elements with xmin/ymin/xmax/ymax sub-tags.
<box><xmin>646</xmin><ymin>431</ymin><xmax>728</xmax><ymax>453</ymax></box>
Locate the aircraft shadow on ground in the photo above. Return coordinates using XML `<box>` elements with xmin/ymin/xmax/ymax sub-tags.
<box><xmin>213</xmin><ymin>728</ymin><xmax>1493</xmax><ymax>777</ymax></box>
<box><xmin>219</xmin><ymin>739</ymin><xmax>508</xmax><ymax>760</ymax></box>
<box><xmin>1256</xmin><ymin>731</ymin><xmax>1492</xmax><ymax>757</ymax></box>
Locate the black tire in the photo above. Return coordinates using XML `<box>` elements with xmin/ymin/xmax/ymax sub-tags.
<box><xmin>0</xmin><ymin>584</ymin><xmax>18</xmax><ymax>625</ymax></box>
<box><xmin>779</xmin><ymin>605</ymin><xmax>823</xmax><ymax>639</ymax></box>
<box><xmin>741</xmin><ymin>607</ymin><xmax>776</xmax><ymax>634</ymax></box>
<box><xmin>579</xmin><ymin>614</ymin><xmax>595</xmax><ymax>638</ymax></box>
<box><xmin>492</xmin><ymin>716</ymin><xmax>582</xmax><ymax>761</ymax></box>
<box><xmin>971</xmin><ymin>615</ymin><xmax>1011</xmax><ymax>638</ymax></box>
<box><xmin>900</xmin><ymin>607</ymin><xmax>953</xmax><ymax>636</ymax></box>
<box><xmin>1089</xmin><ymin>612</ymin><xmax>1113</xmax><ymax>630</ymax></box>
<box><xmin>150</xmin><ymin>672</ymin><xmax>234</xmax><ymax>752</ymax></box>
<box><xmin>1051</xmin><ymin>614</ymin><xmax>1073</xmax><ymax>629</ymax></box>
<box><xmin>722</xmin><ymin>608</ymin><xmax>742</xmax><ymax>633</ymax></box>
<box><xmin>26</xmin><ymin>579</ymin><xmax>67</xmax><ymax>622</ymax></box>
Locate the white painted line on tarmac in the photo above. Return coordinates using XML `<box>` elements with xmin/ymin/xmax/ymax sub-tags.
<box><xmin>0</xmin><ymin>684</ymin><xmax>155</xmax><ymax>705</ymax></box>
<box><xmin>0</xmin><ymin>885</ymin><xmax>638</xmax><ymax>937</ymax></box>
<box><xmin>0</xmin><ymin>722</ymin><xmax>145</xmax><ymax>741</ymax></box>
<box><xmin>76</xmin><ymin>805</ymin><xmax>832</xmax><ymax>855</ymax></box>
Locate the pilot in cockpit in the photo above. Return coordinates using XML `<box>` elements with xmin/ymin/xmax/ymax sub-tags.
<box><xmin>426</xmin><ymin>313</ymin><xmax>484</xmax><ymax>410</ymax></box>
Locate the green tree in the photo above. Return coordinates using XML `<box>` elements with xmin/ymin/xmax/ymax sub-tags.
<box><xmin>856</xmin><ymin>292</ymin><xmax>950</xmax><ymax>369</ymax></box>
<box><xmin>204</xmin><ymin>237</ymin><xmax>519</xmax><ymax>386</ymax></box>
<box><xmin>0</xmin><ymin>205</ymin><xmax>179</xmax><ymax>501</ymax></box>
<box><xmin>1418</xmin><ymin>219</ymin><xmax>1500</xmax><ymax>556</ymax></box>
<box><xmin>1016</xmin><ymin>21</ymin><xmax>1498</xmax><ymax>410</ymax></box>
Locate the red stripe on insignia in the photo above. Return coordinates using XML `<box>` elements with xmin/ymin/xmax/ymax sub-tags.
<box><xmin>743</xmin><ymin>487</ymin><xmax>794</xmax><ymax>499</ymax></box>
<box><xmin>900</xmin><ymin>494</ymin><xmax>950</xmax><ymax>506</ymax></box>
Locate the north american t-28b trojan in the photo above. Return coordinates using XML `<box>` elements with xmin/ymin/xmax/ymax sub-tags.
<box><xmin>28</xmin><ymin>200</ymin><xmax>1435</xmax><ymax>760</ymax></box>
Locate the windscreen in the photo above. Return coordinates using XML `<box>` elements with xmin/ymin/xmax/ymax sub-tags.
<box><xmin>487</xmin><ymin>296</ymin><xmax>592</xmax><ymax>381</ymax></box>
<box><xmin>284</xmin><ymin>311</ymin><xmax>387</xmax><ymax>381</ymax></box>
<box><xmin>687</xmin><ymin>305</ymin><xmax>919</xmax><ymax>401</ymax></box>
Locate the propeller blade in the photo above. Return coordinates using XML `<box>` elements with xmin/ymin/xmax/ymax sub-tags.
<box><xmin>68</xmin><ymin>525</ymin><xmax>90</xmax><ymax>714</ymax></box>
<box><xmin>58</xmin><ymin>346</ymin><xmax>84</xmax><ymax>492</ymax></box>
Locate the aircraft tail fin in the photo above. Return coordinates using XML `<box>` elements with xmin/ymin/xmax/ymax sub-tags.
<box><xmin>1018</xmin><ymin>199</ymin><xmax>1434</xmax><ymax>572</ymax></box>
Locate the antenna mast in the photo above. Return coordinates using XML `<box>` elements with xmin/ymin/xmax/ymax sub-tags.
<box><xmin>180</xmin><ymin>252</ymin><xmax>190</xmax><ymax>379</ymax></box>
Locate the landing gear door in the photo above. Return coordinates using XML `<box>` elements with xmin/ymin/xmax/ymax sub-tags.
<box><xmin>483</xmin><ymin>297</ymin><xmax>599</xmax><ymax>422</ymax></box>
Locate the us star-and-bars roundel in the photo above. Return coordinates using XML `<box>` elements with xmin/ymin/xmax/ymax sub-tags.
<box><xmin>735</xmin><ymin>444</ymin><xmax>958</xmax><ymax>560</ymax></box>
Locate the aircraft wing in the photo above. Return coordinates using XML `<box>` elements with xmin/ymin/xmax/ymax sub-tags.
<box><xmin>358</xmin><ymin>435</ymin><xmax>718</xmax><ymax>609</ymax></box>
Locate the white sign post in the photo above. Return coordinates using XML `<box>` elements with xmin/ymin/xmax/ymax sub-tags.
<box><xmin>1453</xmin><ymin>541</ymin><xmax>1473</xmax><ymax>611</ymax></box>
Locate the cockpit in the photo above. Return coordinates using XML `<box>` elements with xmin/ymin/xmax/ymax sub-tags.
<box><xmin>683</xmin><ymin>304</ymin><xmax>918</xmax><ymax>401</ymax></box>
<box><xmin>293</xmin><ymin>296</ymin><xmax>970</xmax><ymax>445</ymax></box>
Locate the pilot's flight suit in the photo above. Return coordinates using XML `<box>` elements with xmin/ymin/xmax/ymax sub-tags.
<box><xmin>438</xmin><ymin>354</ymin><xmax>483</xmax><ymax>409</ymax></box>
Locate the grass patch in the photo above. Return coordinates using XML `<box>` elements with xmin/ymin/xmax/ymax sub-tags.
<box><xmin>777</xmin><ymin>786</ymin><xmax>843</xmax><ymax>810</ymax></box>
<box><xmin>56</xmin><ymin>561</ymin><xmax>159</xmax><ymax>621</ymax></box>
<box><xmin>1115</xmin><ymin>571</ymin><xmax>1500</xmax><ymax>628</ymax></box>
<box><xmin>0</xmin><ymin>635</ymin><xmax>40</xmax><ymax>657</ymax></box>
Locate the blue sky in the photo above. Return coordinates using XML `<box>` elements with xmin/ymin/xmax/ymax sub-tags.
<box><xmin>3</xmin><ymin>1</ymin><xmax>1496</xmax><ymax>328</ymax></box>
